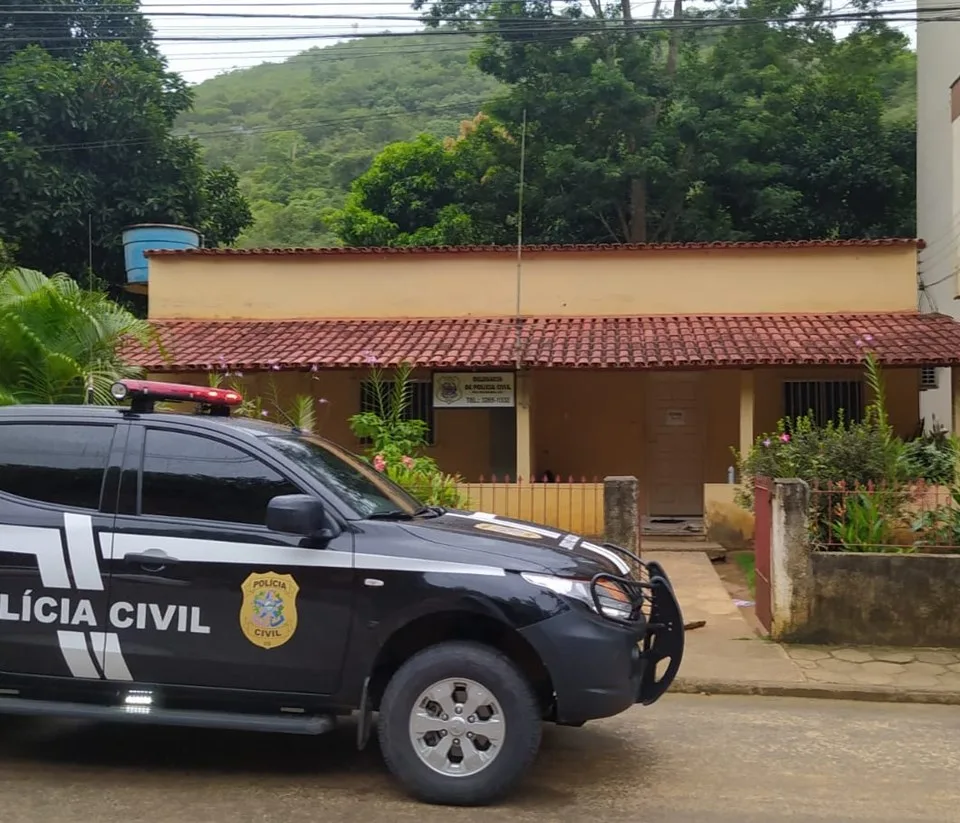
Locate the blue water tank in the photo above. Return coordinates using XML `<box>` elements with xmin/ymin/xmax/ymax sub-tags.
<box><xmin>122</xmin><ymin>223</ymin><xmax>201</xmax><ymax>286</ymax></box>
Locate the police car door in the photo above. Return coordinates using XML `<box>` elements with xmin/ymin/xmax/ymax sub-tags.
<box><xmin>101</xmin><ymin>423</ymin><xmax>355</xmax><ymax>695</ymax></box>
<box><xmin>0</xmin><ymin>417</ymin><xmax>127</xmax><ymax>681</ymax></box>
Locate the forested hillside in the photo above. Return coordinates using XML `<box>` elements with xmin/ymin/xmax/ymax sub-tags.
<box><xmin>180</xmin><ymin>10</ymin><xmax>917</xmax><ymax>250</ymax></box>
<box><xmin>180</xmin><ymin>34</ymin><xmax>500</xmax><ymax>247</ymax></box>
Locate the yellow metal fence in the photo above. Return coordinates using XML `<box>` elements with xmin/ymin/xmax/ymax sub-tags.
<box><xmin>456</xmin><ymin>480</ymin><xmax>605</xmax><ymax>538</ymax></box>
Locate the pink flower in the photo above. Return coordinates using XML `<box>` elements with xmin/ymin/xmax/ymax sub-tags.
<box><xmin>402</xmin><ymin>455</ymin><xmax>414</xmax><ymax>468</ymax></box>
<box><xmin>855</xmin><ymin>339</ymin><xmax>864</xmax><ymax>348</ymax></box>
<box><xmin>317</xmin><ymin>397</ymin><xmax>329</xmax><ymax>405</ymax></box>
<box><xmin>260</xmin><ymin>410</ymin><xmax>269</xmax><ymax>417</ymax></box>
<box><xmin>780</xmin><ymin>433</ymin><xmax>790</xmax><ymax>443</ymax></box>
<box><xmin>372</xmin><ymin>454</ymin><xmax>386</xmax><ymax>472</ymax></box>
<box><xmin>763</xmin><ymin>438</ymin><xmax>771</xmax><ymax>447</ymax></box>
<box><xmin>362</xmin><ymin>350</ymin><xmax>380</xmax><ymax>365</ymax></box>
<box><xmin>310</xmin><ymin>364</ymin><xmax>319</xmax><ymax>372</ymax></box>
<box><xmin>863</xmin><ymin>333</ymin><xmax>873</xmax><ymax>342</ymax></box>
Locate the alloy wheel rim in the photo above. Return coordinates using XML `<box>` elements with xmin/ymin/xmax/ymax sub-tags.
<box><xmin>407</xmin><ymin>677</ymin><xmax>506</xmax><ymax>777</ymax></box>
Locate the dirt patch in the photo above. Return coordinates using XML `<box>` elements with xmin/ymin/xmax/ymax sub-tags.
<box><xmin>712</xmin><ymin>550</ymin><xmax>765</xmax><ymax>637</ymax></box>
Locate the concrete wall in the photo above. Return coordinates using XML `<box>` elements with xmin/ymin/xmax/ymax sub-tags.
<box><xmin>917</xmin><ymin>1</ymin><xmax>960</xmax><ymax>430</ymax></box>
<box><xmin>145</xmin><ymin>245</ymin><xmax>919</xmax><ymax>321</ymax></box>
<box><xmin>804</xmin><ymin>553</ymin><xmax>960</xmax><ymax>648</ymax></box>
<box><xmin>704</xmin><ymin>484</ymin><xmax>755</xmax><ymax>549</ymax></box>
<box><xmin>770</xmin><ymin>479</ymin><xmax>960</xmax><ymax>647</ymax></box>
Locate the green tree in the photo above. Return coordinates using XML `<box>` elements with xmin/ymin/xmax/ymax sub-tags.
<box><xmin>0</xmin><ymin>1</ymin><xmax>252</xmax><ymax>298</ymax></box>
<box><xmin>331</xmin><ymin>0</ymin><xmax>915</xmax><ymax>246</ymax></box>
<box><xmin>328</xmin><ymin>117</ymin><xmax>519</xmax><ymax>246</ymax></box>
<box><xmin>0</xmin><ymin>0</ymin><xmax>157</xmax><ymax>64</ymax></box>
<box><xmin>0</xmin><ymin>266</ymin><xmax>156</xmax><ymax>406</ymax></box>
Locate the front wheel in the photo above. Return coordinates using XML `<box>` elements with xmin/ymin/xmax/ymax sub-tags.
<box><xmin>377</xmin><ymin>640</ymin><xmax>542</xmax><ymax>806</ymax></box>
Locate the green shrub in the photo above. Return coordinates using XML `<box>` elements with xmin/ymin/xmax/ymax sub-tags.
<box><xmin>899</xmin><ymin>424</ymin><xmax>959</xmax><ymax>485</ymax></box>
<box><xmin>348</xmin><ymin>360</ymin><xmax>466</xmax><ymax>508</ymax></box>
<box><xmin>734</xmin><ymin>351</ymin><xmax>920</xmax><ymax>549</ymax></box>
<box><xmin>735</xmin><ymin>352</ymin><xmax>904</xmax><ymax>507</ymax></box>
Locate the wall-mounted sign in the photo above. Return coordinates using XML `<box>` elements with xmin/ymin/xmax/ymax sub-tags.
<box><xmin>433</xmin><ymin>372</ymin><xmax>515</xmax><ymax>408</ymax></box>
<box><xmin>665</xmin><ymin>409</ymin><xmax>686</xmax><ymax>426</ymax></box>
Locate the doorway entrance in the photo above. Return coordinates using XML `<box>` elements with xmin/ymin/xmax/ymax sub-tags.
<box><xmin>645</xmin><ymin>372</ymin><xmax>705</xmax><ymax>517</ymax></box>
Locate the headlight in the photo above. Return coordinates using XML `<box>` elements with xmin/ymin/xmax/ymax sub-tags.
<box><xmin>521</xmin><ymin>572</ymin><xmax>634</xmax><ymax>620</ymax></box>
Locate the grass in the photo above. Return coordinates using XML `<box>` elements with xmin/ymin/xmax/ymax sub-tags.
<box><xmin>733</xmin><ymin>551</ymin><xmax>756</xmax><ymax>597</ymax></box>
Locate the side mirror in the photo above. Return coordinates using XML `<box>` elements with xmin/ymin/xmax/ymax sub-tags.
<box><xmin>266</xmin><ymin>494</ymin><xmax>332</xmax><ymax>538</ymax></box>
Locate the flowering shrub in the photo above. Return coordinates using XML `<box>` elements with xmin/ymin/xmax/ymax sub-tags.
<box><xmin>735</xmin><ymin>350</ymin><xmax>906</xmax><ymax>507</ymax></box>
<box><xmin>208</xmin><ymin>362</ymin><xmax>329</xmax><ymax>433</ymax></box>
<box><xmin>735</xmin><ymin>346</ymin><xmax>960</xmax><ymax>551</ymax></box>
<box><xmin>348</xmin><ymin>359</ymin><xmax>466</xmax><ymax>508</ymax></box>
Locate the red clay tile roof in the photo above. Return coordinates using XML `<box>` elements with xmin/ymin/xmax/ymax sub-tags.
<box><xmin>126</xmin><ymin>312</ymin><xmax>960</xmax><ymax>371</ymax></box>
<box><xmin>143</xmin><ymin>238</ymin><xmax>923</xmax><ymax>258</ymax></box>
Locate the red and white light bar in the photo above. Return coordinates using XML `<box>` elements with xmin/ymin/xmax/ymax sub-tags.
<box><xmin>111</xmin><ymin>379</ymin><xmax>243</xmax><ymax>407</ymax></box>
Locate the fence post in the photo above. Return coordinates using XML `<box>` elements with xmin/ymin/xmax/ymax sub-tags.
<box><xmin>603</xmin><ymin>476</ymin><xmax>639</xmax><ymax>557</ymax></box>
<box><xmin>770</xmin><ymin>478</ymin><xmax>813</xmax><ymax>641</ymax></box>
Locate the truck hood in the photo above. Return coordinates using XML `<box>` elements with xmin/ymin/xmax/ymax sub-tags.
<box><xmin>399</xmin><ymin>509</ymin><xmax>633</xmax><ymax>578</ymax></box>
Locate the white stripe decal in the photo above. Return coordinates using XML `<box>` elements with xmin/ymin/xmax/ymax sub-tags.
<box><xmin>89</xmin><ymin>632</ymin><xmax>133</xmax><ymax>681</ymax></box>
<box><xmin>105</xmin><ymin>533</ymin><xmax>505</xmax><ymax>576</ymax></box>
<box><xmin>106</xmin><ymin>532</ymin><xmax>351</xmax><ymax>568</ymax></box>
<box><xmin>446</xmin><ymin>511</ymin><xmax>562</xmax><ymax>539</ymax></box>
<box><xmin>57</xmin><ymin>631</ymin><xmax>101</xmax><ymax>679</ymax></box>
<box><xmin>580</xmin><ymin>541</ymin><xmax>631</xmax><ymax>575</ymax></box>
<box><xmin>63</xmin><ymin>513</ymin><xmax>105</xmax><ymax>591</ymax></box>
<box><xmin>357</xmin><ymin>553</ymin><xmax>504</xmax><ymax>577</ymax></box>
<box><xmin>0</xmin><ymin>525</ymin><xmax>71</xmax><ymax>588</ymax></box>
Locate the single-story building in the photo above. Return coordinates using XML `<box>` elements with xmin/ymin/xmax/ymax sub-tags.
<box><xmin>124</xmin><ymin>237</ymin><xmax>960</xmax><ymax>530</ymax></box>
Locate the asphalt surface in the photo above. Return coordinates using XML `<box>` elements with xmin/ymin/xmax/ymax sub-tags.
<box><xmin>0</xmin><ymin>694</ymin><xmax>958</xmax><ymax>823</ymax></box>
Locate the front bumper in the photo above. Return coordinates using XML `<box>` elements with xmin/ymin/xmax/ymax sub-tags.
<box><xmin>518</xmin><ymin>558</ymin><xmax>685</xmax><ymax>725</ymax></box>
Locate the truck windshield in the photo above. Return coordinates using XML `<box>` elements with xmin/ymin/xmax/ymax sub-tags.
<box><xmin>264</xmin><ymin>433</ymin><xmax>422</xmax><ymax>519</ymax></box>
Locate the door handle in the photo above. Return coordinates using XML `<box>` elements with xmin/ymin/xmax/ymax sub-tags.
<box><xmin>123</xmin><ymin>550</ymin><xmax>180</xmax><ymax>572</ymax></box>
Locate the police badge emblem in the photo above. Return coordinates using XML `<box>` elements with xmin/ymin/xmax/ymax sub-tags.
<box><xmin>434</xmin><ymin>375</ymin><xmax>463</xmax><ymax>405</ymax></box>
<box><xmin>240</xmin><ymin>571</ymin><xmax>299</xmax><ymax>650</ymax></box>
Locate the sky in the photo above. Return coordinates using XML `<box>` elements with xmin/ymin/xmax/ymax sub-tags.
<box><xmin>144</xmin><ymin>0</ymin><xmax>920</xmax><ymax>85</ymax></box>
<box><xmin>149</xmin><ymin>1</ymin><xmax>431</xmax><ymax>83</ymax></box>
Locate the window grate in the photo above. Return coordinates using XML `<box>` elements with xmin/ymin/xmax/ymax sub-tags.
<box><xmin>783</xmin><ymin>380</ymin><xmax>864</xmax><ymax>426</ymax></box>
<box><xmin>920</xmin><ymin>367</ymin><xmax>939</xmax><ymax>390</ymax></box>
<box><xmin>359</xmin><ymin>380</ymin><xmax>435</xmax><ymax>446</ymax></box>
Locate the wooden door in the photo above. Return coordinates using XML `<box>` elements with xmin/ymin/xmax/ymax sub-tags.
<box><xmin>645</xmin><ymin>372</ymin><xmax>705</xmax><ymax>516</ymax></box>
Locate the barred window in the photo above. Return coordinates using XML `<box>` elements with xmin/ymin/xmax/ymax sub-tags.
<box><xmin>783</xmin><ymin>380</ymin><xmax>864</xmax><ymax>426</ymax></box>
<box><xmin>359</xmin><ymin>380</ymin><xmax>435</xmax><ymax>446</ymax></box>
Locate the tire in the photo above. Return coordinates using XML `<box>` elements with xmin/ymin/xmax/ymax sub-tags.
<box><xmin>377</xmin><ymin>640</ymin><xmax>542</xmax><ymax>806</ymax></box>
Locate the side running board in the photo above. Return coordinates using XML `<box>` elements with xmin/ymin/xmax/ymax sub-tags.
<box><xmin>0</xmin><ymin>696</ymin><xmax>336</xmax><ymax>736</ymax></box>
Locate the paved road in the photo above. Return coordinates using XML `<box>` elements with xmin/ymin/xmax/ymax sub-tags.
<box><xmin>0</xmin><ymin>695</ymin><xmax>957</xmax><ymax>822</ymax></box>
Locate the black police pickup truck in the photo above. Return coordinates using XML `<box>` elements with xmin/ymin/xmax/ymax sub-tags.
<box><xmin>0</xmin><ymin>379</ymin><xmax>684</xmax><ymax>806</ymax></box>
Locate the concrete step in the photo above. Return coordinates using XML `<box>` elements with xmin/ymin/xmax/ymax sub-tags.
<box><xmin>640</xmin><ymin>531</ymin><xmax>707</xmax><ymax>542</ymax></box>
<box><xmin>641</xmin><ymin>538</ymin><xmax>726</xmax><ymax>561</ymax></box>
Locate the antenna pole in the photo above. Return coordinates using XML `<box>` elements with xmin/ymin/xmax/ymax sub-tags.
<box><xmin>85</xmin><ymin>212</ymin><xmax>94</xmax><ymax>404</ymax></box>
<box><xmin>513</xmin><ymin>108</ymin><xmax>528</xmax><ymax>371</ymax></box>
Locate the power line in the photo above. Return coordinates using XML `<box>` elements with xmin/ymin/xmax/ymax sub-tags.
<box><xmin>3</xmin><ymin>5</ymin><xmax>956</xmax><ymax>44</ymax></box>
<box><xmin>2</xmin><ymin>4</ymin><xmax>929</xmax><ymax>152</ymax></box>
<box><xmin>30</xmin><ymin>97</ymin><xmax>493</xmax><ymax>153</ymax></box>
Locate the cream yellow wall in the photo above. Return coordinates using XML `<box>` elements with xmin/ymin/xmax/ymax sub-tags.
<box><xmin>530</xmin><ymin>369</ymin><xmax>741</xmax><ymax>488</ymax></box>
<box><xmin>146</xmin><ymin>246</ymin><xmax>917</xmax><ymax>320</ymax></box>
<box><xmin>753</xmin><ymin>367</ymin><xmax>920</xmax><ymax>439</ymax></box>
<box><xmin>530</xmin><ymin>370</ymin><xmax>647</xmax><ymax>483</ymax></box>
<box><xmin>150</xmin><ymin>365</ymin><xmax>922</xmax><ymax>496</ymax></box>
<box><xmin>155</xmin><ymin>369</ymin><xmax>496</xmax><ymax>481</ymax></box>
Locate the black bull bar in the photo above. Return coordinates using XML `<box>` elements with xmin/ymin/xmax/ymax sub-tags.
<box><xmin>588</xmin><ymin>547</ymin><xmax>686</xmax><ymax>706</ymax></box>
